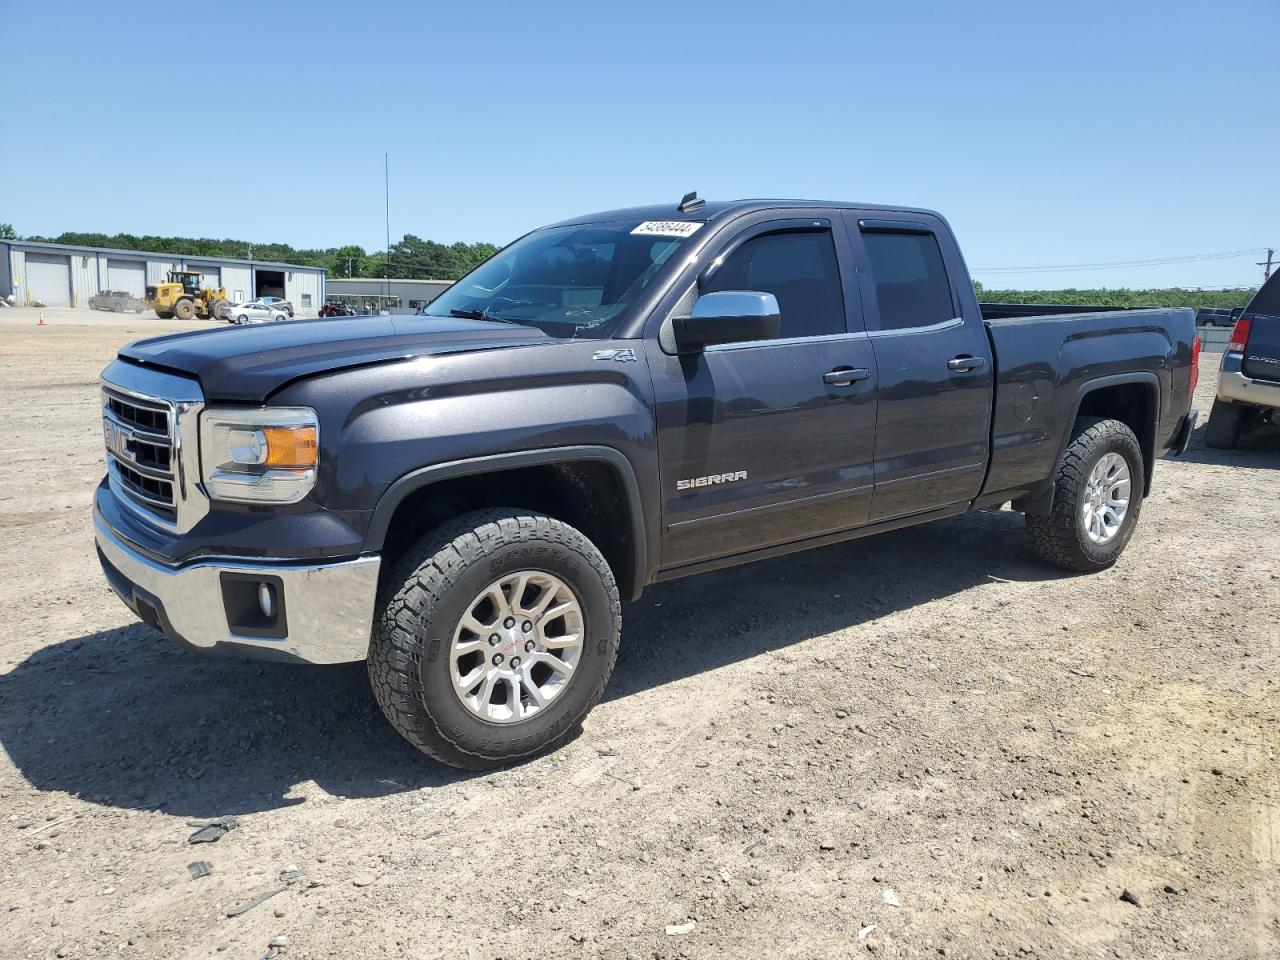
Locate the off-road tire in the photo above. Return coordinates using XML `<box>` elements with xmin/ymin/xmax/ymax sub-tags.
<box><xmin>172</xmin><ymin>298</ymin><xmax>196</xmax><ymax>321</ymax></box>
<box><xmin>368</xmin><ymin>509</ymin><xmax>621</xmax><ymax>770</ymax></box>
<box><xmin>1204</xmin><ymin>398</ymin><xmax>1243</xmax><ymax>449</ymax></box>
<box><xmin>1026</xmin><ymin>417</ymin><xmax>1145</xmax><ymax>572</ymax></box>
<box><xmin>209</xmin><ymin>299</ymin><xmax>228</xmax><ymax>322</ymax></box>
<box><xmin>155</xmin><ymin>311</ymin><xmax>174</xmax><ymax>320</ymax></box>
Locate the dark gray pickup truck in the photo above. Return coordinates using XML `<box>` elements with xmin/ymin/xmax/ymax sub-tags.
<box><xmin>94</xmin><ymin>197</ymin><xmax>1199</xmax><ymax>768</ymax></box>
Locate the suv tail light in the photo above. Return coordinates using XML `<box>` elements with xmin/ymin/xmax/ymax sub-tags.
<box><xmin>1226</xmin><ymin>316</ymin><xmax>1253</xmax><ymax>354</ymax></box>
<box><xmin>1189</xmin><ymin>334</ymin><xmax>1201</xmax><ymax>394</ymax></box>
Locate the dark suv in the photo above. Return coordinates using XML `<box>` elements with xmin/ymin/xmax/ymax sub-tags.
<box><xmin>1205</xmin><ymin>273</ymin><xmax>1280</xmax><ymax>447</ymax></box>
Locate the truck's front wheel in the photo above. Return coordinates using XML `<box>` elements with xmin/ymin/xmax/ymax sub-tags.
<box><xmin>1025</xmin><ymin>417</ymin><xmax>1145</xmax><ymax>572</ymax></box>
<box><xmin>368</xmin><ymin>509</ymin><xmax>621</xmax><ymax>769</ymax></box>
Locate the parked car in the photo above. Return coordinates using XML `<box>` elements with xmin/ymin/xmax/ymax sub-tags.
<box><xmin>257</xmin><ymin>296</ymin><xmax>294</xmax><ymax>317</ymax></box>
<box><xmin>1204</xmin><ymin>272</ymin><xmax>1280</xmax><ymax>447</ymax></box>
<box><xmin>1196</xmin><ymin>307</ymin><xmax>1242</xmax><ymax>328</ymax></box>
<box><xmin>227</xmin><ymin>301</ymin><xmax>290</xmax><ymax>324</ymax></box>
<box><xmin>319</xmin><ymin>302</ymin><xmax>355</xmax><ymax>317</ymax></box>
<box><xmin>93</xmin><ymin>196</ymin><xmax>1198</xmax><ymax>770</ymax></box>
<box><xmin>88</xmin><ymin>290</ymin><xmax>145</xmax><ymax>313</ymax></box>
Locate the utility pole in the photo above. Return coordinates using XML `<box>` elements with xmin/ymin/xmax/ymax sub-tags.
<box><xmin>383</xmin><ymin>152</ymin><xmax>391</xmax><ymax>313</ymax></box>
<box><xmin>1258</xmin><ymin>248</ymin><xmax>1275</xmax><ymax>283</ymax></box>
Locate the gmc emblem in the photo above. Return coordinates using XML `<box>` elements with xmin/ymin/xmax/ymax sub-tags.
<box><xmin>104</xmin><ymin>420</ymin><xmax>136</xmax><ymax>463</ymax></box>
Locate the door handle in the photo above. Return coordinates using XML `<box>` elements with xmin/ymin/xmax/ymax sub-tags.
<box><xmin>947</xmin><ymin>355</ymin><xmax>986</xmax><ymax>373</ymax></box>
<box><xmin>823</xmin><ymin>367</ymin><xmax>871</xmax><ymax>386</ymax></box>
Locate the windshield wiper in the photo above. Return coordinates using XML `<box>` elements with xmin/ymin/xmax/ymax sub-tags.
<box><xmin>448</xmin><ymin>307</ymin><xmax>514</xmax><ymax>324</ymax></box>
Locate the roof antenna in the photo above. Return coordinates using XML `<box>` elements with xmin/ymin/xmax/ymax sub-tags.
<box><xmin>678</xmin><ymin>191</ymin><xmax>705</xmax><ymax>214</ymax></box>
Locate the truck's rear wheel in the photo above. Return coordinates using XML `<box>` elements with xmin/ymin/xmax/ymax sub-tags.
<box><xmin>1204</xmin><ymin>398</ymin><xmax>1243</xmax><ymax>449</ymax></box>
<box><xmin>1025</xmin><ymin>417</ymin><xmax>1144</xmax><ymax>572</ymax></box>
<box><xmin>368</xmin><ymin>509</ymin><xmax>621</xmax><ymax>769</ymax></box>
<box><xmin>173</xmin><ymin>298</ymin><xmax>196</xmax><ymax>321</ymax></box>
<box><xmin>155</xmin><ymin>311</ymin><xmax>173</xmax><ymax>320</ymax></box>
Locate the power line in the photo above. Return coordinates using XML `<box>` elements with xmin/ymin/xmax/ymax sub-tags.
<box><xmin>971</xmin><ymin>248</ymin><xmax>1267</xmax><ymax>274</ymax></box>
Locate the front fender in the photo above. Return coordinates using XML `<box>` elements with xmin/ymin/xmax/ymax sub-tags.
<box><xmin>365</xmin><ymin>445</ymin><xmax>650</xmax><ymax>598</ymax></box>
<box><xmin>271</xmin><ymin>341</ymin><xmax>661</xmax><ymax>595</ymax></box>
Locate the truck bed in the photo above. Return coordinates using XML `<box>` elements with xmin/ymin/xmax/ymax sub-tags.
<box><xmin>979</xmin><ymin>302</ymin><xmax>1156</xmax><ymax>321</ymax></box>
<box><xmin>978</xmin><ymin>305</ymin><xmax>1197</xmax><ymax>507</ymax></box>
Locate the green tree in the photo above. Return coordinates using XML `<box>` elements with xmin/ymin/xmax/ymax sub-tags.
<box><xmin>360</xmin><ymin>252</ymin><xmax>389</xmax><ymax>278</ymax></box>
<box><xmin>972</xmin><ymin>282</ymin><xmax>1255</xmax><ymax>312</ymax></box>
<box><xmin>0</xmin><ymin>222</ymin><xmax>16</xmax><ymax>240</ymax></box>
<box><xmin>327</xmin><ymin>245</ymin><xmax>368</xmax><ymax>278</ymax></box>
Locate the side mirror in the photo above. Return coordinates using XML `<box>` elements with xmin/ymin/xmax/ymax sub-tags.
<box><xmin>670</xmin><ymin>291</ymin><xmax>781</xmax><ymax>352</ymax></box>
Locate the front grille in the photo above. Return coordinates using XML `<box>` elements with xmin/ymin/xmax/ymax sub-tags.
<box><xmin>103</xmin><ymin>385</ymin><xmax>177</xmax><ymax>522</ymax></box>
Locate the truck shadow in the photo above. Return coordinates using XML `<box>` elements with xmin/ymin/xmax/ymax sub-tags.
<box><xmin>0</xmin><ymin>626</ymin><xmax>462</xmax><ymax>818</ymax></box>
<box><xmin>0</xmin><ymin>509</ymin><xmax>1066</xmax><ymax>818</ymax></box>
<box><xmin>609</xmin><ymin>508</ymin><xmax>1059</xmax><ymax>702</ymax></box>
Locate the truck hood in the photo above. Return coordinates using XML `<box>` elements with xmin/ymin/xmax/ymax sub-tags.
<box><xmin>117</xmin><ymin>315</ymin><xmax>551</xmax><ymax>402</ymax></box>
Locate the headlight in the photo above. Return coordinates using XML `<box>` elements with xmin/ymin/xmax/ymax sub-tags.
<box><xmin>200</xmin><ymin>406</ymin><xmax>319</xmax><ymax>503</ymax></box>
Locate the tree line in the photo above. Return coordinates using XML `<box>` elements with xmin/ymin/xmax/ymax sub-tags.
<box><xmin>2</xmin><ymin>223</ymin><xmax>497</xmax><ymax>282</ymax></box>
<box><xmin>973</xmin><ymin>282</ymin><xmax>1256</xmax><ymax>311</ymax></box>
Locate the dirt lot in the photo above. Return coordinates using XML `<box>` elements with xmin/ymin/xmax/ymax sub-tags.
<box><xmin>1</xmin><ymin>309</ymin><xmax>1277</xmax><ymax>960</ymax></box>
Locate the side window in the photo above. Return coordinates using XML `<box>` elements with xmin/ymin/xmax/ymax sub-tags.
<box><xmin>702</xmin><ymin>229</ymin><xmax>845</xmax><ymax>339</ymax></box>
<box><xmin>861</xmin><ymin>230</ymin><xmax>955</xmax><ymax>331</ymax></box>
<box><xmin>1249</xmin><ymin>271</ymin><xmax>1280</xmax><ymax>317</ymax></box>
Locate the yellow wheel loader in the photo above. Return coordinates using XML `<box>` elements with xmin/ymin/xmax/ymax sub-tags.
<box><xmin>145</xmin><ymin>271</ymin><xmax>230</xmax><ymax>321</ymax></box>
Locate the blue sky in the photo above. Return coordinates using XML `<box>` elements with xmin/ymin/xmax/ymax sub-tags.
<box><xmin>6</xmin><ymin>0</ymin><xmax>1277</xmax><ymax>289</ymax></box>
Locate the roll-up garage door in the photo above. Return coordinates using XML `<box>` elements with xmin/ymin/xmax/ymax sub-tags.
<box><xmin>107</xmin><ymin>259</ymin><xmax>146</xmax><ymax>298</ymax></box>
<box><xmin>188</xmin><ymin>265</ymin><xmax>221</xmax><ymax>290</ymax></box>
<box><xmin>25</xmin><ymin>253</ymin><xmax>72</xmax><ymax>306</ymax></box>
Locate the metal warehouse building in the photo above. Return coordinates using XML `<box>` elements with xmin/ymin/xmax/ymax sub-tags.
<box><xmin>325</xmin><ymin>277</ymin><xmax>452</xmax><ymax>315</ymax></box>
<box><xmin>0</xmin><ymin>240</ymin><xmax>326</xmax><ymax>314</ymax></box>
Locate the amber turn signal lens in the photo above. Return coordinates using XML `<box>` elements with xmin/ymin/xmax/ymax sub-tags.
<box><xmin>262</xmin><ymin>426</ymin><xmax>318</xmax><ymax>469</ymax></box>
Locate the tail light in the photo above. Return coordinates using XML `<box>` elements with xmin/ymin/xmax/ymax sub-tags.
<box><xmin>1189</xmin><ymin>334</ymin><xmax>1201</xmax><ymax>394</ymax></box>
<box><xmin>1226</xmin><ymin>316</ymin><xmax>1253</xmax><ymax>354</ymax></box>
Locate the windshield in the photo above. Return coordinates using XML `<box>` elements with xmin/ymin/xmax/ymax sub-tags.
<box><xmin>422</xmin><ymin>220</ymin><xmax>700</xmax><ymax>338</ymax></box>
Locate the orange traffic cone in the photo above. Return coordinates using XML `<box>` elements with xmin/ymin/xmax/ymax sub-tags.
<box><xmin>37</xmin><ymin>312</ymin><xmax>45</xmax><ymax>326</ymax></box>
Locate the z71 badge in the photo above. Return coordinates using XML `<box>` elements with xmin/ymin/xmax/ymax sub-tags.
<box><xmin>676</xmin><ymin>471</ymin><xmax>747</xmax><ymax>491</ymax></box>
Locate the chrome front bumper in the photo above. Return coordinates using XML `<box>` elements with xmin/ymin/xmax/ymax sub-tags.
<box><xmin>94</xmin><ymin>508</ymin><xmax>381</xmax><ymax>664</ymax></box>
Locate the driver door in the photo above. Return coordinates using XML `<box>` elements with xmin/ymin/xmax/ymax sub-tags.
<box><xmin>646</xmin><ymin>216</ymin><xmax>879</xmax><ymax>571</ymax></box>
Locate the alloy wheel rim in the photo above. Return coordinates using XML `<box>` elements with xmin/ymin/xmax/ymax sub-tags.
<box><xmin>1081</xmin><ymin>451</ymin><xmax>1131</xmax><ymax>545</ymax></box>
<box><xmin>448</xmin><ymin>571</ymin><xmax>584</xmax><ymax>724</ymax></box>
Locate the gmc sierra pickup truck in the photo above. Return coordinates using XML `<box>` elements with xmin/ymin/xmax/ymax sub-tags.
<box><xmin>94</xmin><ymin>197</ymin><xmax>1199</xmax><ymax>769</ymax></box>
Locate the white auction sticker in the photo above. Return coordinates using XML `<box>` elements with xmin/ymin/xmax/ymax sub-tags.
<box><xmin>630</xmin><ymin>221</ymin><xmax>703</xmax><ymax>238</ymax></box>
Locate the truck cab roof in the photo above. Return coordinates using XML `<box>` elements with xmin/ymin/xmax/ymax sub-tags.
<box><xmin>546</xmin><ymin>198</ymin><xmax>943</xmax><ymax>230</ymax></box>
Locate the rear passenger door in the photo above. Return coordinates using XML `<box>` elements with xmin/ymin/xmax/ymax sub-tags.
<box><xmin>842</xmin><ymin>214</ymin><xmax>994</xmax><ymax>522</ymax></box>
<box><xmin>647</xmin><ymin>216</ymin><xmax>879</xmax><ymax>569</ymax></box>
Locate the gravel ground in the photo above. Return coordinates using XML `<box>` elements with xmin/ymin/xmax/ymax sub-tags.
<box><xmin>0</xmin><ymin>311</ymin><xmax>1277</xmax><ymax>960</ymax></box>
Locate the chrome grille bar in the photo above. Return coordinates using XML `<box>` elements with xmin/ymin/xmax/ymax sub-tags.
<box><xmin>102</xmin><ymin>384</ymin><xmax>177</xmax><ymax>520</ymax></box>
<box><xmin>100</xmin><ymin>361</ymin><xmax>208</xmax><ymax>534</ymax></box>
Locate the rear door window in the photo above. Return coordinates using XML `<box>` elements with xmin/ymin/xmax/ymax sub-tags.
<box><xmin>860</xmin><ymin>230</ymin><xmax>955</xmax><ymax>331</ymax></box>
<box><xmin>1247</xmin><ymin>273</ymin><xmax>1280</xmax><ymax>317</ymax></box>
